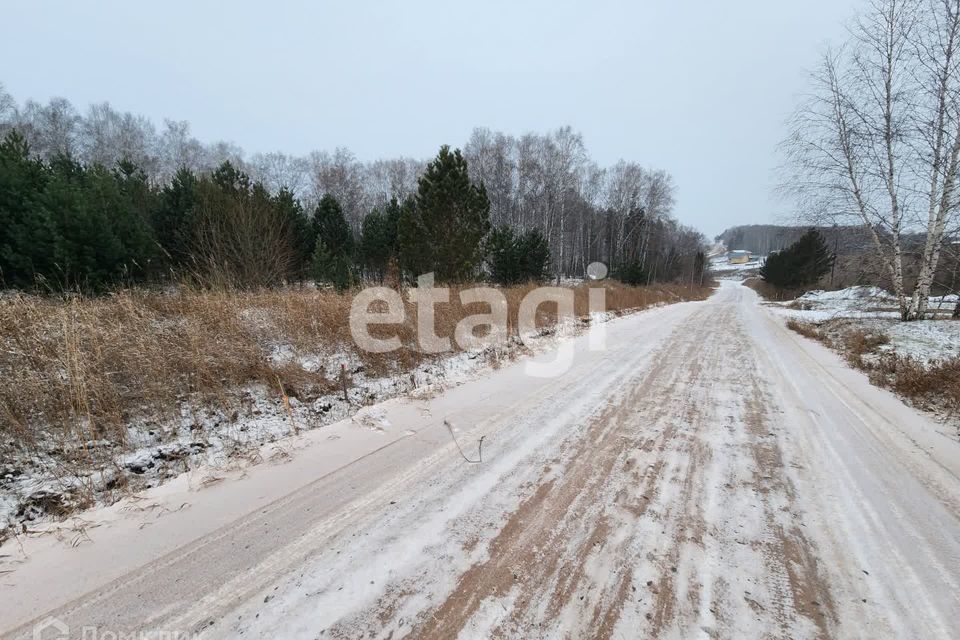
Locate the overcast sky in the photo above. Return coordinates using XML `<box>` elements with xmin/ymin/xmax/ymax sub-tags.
<box><xmin>1</xmin><ymin>0</ymin><xmax>863</xmax><ymax>238</ymax></box>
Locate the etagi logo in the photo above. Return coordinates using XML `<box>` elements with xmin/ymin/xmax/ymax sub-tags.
<box><xmin>349</xmin><ymin>266</ymin><xmax>610</xmax><ymax>378</ymax></box>
<box><xmin>33</xmin><ymin>617</ymin><xmax>68</xmax><ymax>640</ymax></box>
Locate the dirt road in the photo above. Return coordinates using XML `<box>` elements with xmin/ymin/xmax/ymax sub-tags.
<box><xmin>5</xmin><ymin>281</ymin><xmax>960</xmax><ymax>639</ymax></box>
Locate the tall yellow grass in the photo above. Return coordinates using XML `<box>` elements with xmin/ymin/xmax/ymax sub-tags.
<box><xmin>0</xmin><ymin>281</ymin><xmax>712</xmax><ymax>447</ymax></box>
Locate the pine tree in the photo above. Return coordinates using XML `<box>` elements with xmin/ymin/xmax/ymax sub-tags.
<box><xmin>153</xmin><ymin>167</ymin><xmax>198</xmax><ymax>268</ymax></box>
<box><xmin>0</xmin><ymin>131</ymin><xmax>55</xmax><ymax>288</ymax></box>
<box><xmin>383</xmin><ymin>196</ymin><xmax>402</xmax><ymax>252</ymax></box>
<box><xmin>311</xmin><ymin>194</ymin><xmax>355</xmax><ymax>289</ymax></box>
<box><xmin>312</xmin><ymin>194</ymin><xmax>354</xmax><ymax>257</ymax></box>
<box><xmin>486</xmin><ymin>226</ymin><xmax>551</xmax><ymax>285</ymax></box>
<box><xmin>359</xmin><ymin>209</ymin><xmax>392</xmax><ymax>282</ymax></box>
<box><xmin>312</xmin><ymin>239</ymin><xmax>354</xmax><ymax>291</ymax></box>
<box><xmin>112</xmin><ymin>159</ymin><xmax>159</xmax><ymax>278</ymax></box>
<box><xmin>397</xmin><ymin>195</ymin><xmax>431</xmax><ymax>277</ymax></box>
<box><xmin>613</xmin><ymin>260</ymin><xmax>648</xmax><ymax>286</ymax></box>
<box><xmin>486</xmin><ymin>226</ymin><xmax>521</xmax><ymax>285</ymax></box>
<box><xmin>760</xmin><ymin>228</ymin><xmax>834</xmax><ymax>290</ymax></box>
<box><xmin>516</xmin><ymin>228</ymin><xmax>551</xmax><ymax>283</ymax></box>
<box><xmin>44</xmin><ymin>158</ymin><xmax>156</xmax><ymax>289</ymax></box>
<box><xmin>274</xmin><ymin>187</ymin><xmax>312</xmax><ymax>281</ymax></box>
<box><xmin>398</xmin><ymin>146</ymin><xmax>490</xmax><ymax>282</ymax></box>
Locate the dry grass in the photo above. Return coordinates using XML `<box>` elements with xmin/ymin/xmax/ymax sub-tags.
<box><xmin>785</xmin><ymin>319</ymin><xmax>825</xmax><ymax>342</ymax></box>
<box><xmin>743</xmin><ymin>277</ymin><xmax>806</xmax><ymax>301</ymax></box>
<box><xmin>841</xmin><ymin>329</ymin><xmax>891</xmax><ymax>368</ymax></box>
<box><xmin>0</xmin><ymin>281</ymin><xmax>713</xmax><ymax>451</ymax></box>
<box><xmin>786</xmin><ymin>318</ymin><xmax>958</xmax><ymax>416</ymax></box>
<box><xmin>874</xmin><ymin>356</ymin><xmax>960</xmax><ymax>412</ymax></box>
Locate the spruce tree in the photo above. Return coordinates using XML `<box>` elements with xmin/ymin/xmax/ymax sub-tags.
<box><xmin>791</xmin><ymin>228</ymin><xmax>835</xmax><ymax>286</ymax></box>
<box><xmin>398</xmin><ymin>146</ymin><xmax>490</xmax><ymax>282</ymax></box>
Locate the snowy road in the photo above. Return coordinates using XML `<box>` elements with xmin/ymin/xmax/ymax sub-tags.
<box><xmin>5</xmin><ymin>281</ymin><xmax>960</xmax><ymax>639</ymax></box>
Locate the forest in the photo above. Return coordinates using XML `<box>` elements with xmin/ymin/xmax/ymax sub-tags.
<box><xmin>0</xmin><ymin>84</ymin><xmax>706</xmax><ymax>292</ymax></box>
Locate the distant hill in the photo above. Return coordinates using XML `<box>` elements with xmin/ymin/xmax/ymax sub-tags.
<box><xmin>716</xmin><ymin>225</ymin><xmax>806</xmax><ymax>255</ymax></box>
<box><xmin>716</xmin><ymin>224</ymin><xmax>927</xmax><ymax>256</ymax></box>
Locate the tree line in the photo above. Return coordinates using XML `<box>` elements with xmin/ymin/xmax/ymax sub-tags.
<box><xmin>0</xmin><ymin>84</ymin><xmax>709</xmax><ymax>291</ymax></box>
<box><xmin>1</xmin><ymin>132</ymin><xmax>557</xmax><ymax>290</ymax></box>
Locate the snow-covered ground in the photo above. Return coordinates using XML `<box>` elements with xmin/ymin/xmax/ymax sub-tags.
<box><xmin>767</xmin><ymin>285</ymin><xmax>960</xmax><ymax>366</ymax></box>
<box><xmin>4</xmin><ymin>282</ymin><xmax>959</xmax><ymax>640</ymax></box>
<box><xmin>709</xmin><ymin>255</ymin><xmax>764</xmax><ymax>278</ymax></box>
<box><xmin>0</xmin><ymin>308</ymin><xmax>634</xmax><ymax>542</ymax></box>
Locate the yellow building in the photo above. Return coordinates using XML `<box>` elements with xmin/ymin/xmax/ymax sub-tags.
<box><xmin>728</xmin><ymin>250</ymin><xmax>751</xmax><ymax>264</ymax></box>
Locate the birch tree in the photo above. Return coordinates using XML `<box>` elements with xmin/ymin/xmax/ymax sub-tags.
<box><xmin>785</xmin><ymin>0</ymin><xmax>960</xmax><ymax>319</ymax></box>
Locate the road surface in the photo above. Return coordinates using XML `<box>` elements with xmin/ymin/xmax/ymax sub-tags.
<box><xmin>4</xmin><ymin>281</ymin><xmax>960</xmax><ymax>639</ymax></box>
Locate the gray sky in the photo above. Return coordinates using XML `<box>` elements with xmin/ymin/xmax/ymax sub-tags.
<box><xmin>1</xmin><ymin>0</ymin><xmax>861</xmax><ymax>238</ymax></box>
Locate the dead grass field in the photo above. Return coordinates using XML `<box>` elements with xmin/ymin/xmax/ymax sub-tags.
<box><xmin>0</xmin><ymin>282</ymin><xmax>712</xmax><ymax>450</ymax></box>
<box><xmin>786</xmin><ymin>319</ymin><xmax>960</xmax><ymax>418</ymax></box>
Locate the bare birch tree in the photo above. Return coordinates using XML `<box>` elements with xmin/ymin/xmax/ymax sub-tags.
<box><xmin>785</xmin><ymin>0</ymin><xmax>960</xmax><ymax>320</ymax></box>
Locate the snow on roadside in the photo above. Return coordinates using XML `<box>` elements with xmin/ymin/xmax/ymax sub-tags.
<box><xmin>0</xmin><ymin>307</ymin><xmax>636</xmax><ymax>542</ymax></box>
<box><xmin>766</xmin><ymin>285</ymin><xmax>960</xmax><ymax>366</ymax></box>
<box><xmin>709</xmin><ymin>256</ymin><xmax>764</xmax><ymax>279</ymax></box>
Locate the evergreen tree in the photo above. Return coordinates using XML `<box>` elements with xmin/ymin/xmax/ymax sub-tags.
<box><xmin>382</xmin><ymin>196</ymin><xmax>402</xmax><ymax>251</ymax></box>
<box><xmin>486</xmin><ymin>226</ymin><xmax>520</xmax><ymax>285</ymax></box>
<box><xmin>211</xmin><ymin>161</ymin><xmax>251</xmax><ymax>195</ymax></box>
<box><xmin>398</xmin><ymin>146</ymin><xmax>490</xmax><ymax>282</ymax></box>
<box><xmin>311</xmin><ymin>194</ymin><xmax>355</xmax><ymax>289</ymax></box>
<box><xmin>312</xmin><ymin>194</ymin><xmax>354</xmax><ymax>257</ymax></box>
<box><xmin>274</xmin><ymin>187</ymin><xmax>313</xmax><ymax>281</ymax></box>
<box><xmin>397</xmin><ymin>195</ymin><xmax>431</xmax><ymax>277</ymax></box>
<box><xmin>37</xmin><ymin>157</ymin><xmax>151</xmax><ymax>289</ymax></box>
<box><xmin>0</xmin><ymin>131</ymin><xmax>55</xmax><ymax>288</ymax></box>
<box><xmin>516</xmin><ymin>228</ymin><xmax>551</xmax><ymax>283</ymax></box>
<box><xmin>613</xmin><ymin>260</ymin><xmax>648</xmax><ymax>286</ymax></box>
<box><xmin>485</xmin><ymin>226</ymin><xmax>551</xmax><ymax>285</ymax></box>
<box><xmin>153</xmin><ymin>166</ymin><xmax>198</xmax><ymax>268</ymax></box>
<box><xmin>112</xmin><ymin>159</ymin><xmax>159</xmax><ymax>277</ymax></box>
<box><xmin>359</xmin><ymin>198</ymin><xmax>403</xmax><ymax>282</ymax></box>
<box><xmin>359</xmin><ymin>209</ymin><xmax>392</xmax><ymax>282</ymax></box>
<box><xmin>312</xmin><ymin>239</ymin><xmax>354</xmax><ymax>291</ymax></box>
<box><xmin>760</xmin><ymin>228</ymin><xmax>834</xmax><ymax>290</ymax></box>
